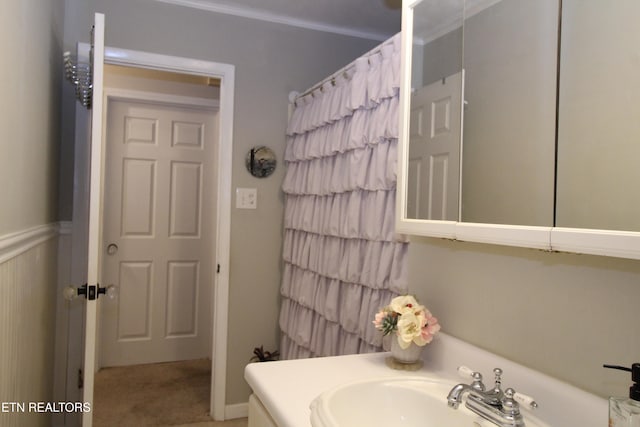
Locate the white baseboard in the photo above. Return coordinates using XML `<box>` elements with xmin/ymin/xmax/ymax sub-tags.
<box><xmin>225</xmin><ymin>402</ymin><xmax>248</xmax><ymax>419</ymax></box>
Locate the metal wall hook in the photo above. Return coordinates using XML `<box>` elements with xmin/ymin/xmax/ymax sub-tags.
<box><xmin>63</xmin><ymin>51</ymin><xmax>93</xmax><ymax>108</ymax></box>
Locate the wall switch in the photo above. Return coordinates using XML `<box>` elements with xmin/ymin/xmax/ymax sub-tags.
<box><xmin>236</xmin><ymin>188</ymin><xmax>257</xmax><ymax>209</ymax></box>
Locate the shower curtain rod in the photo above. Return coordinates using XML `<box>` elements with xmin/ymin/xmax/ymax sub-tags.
<box><xmin>289</xmin><ymin>33</ymin><xmax>398</xmax><ymax>104</ymax></box>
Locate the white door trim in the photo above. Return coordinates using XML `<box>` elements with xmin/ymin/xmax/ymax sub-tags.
<box><xmin>77</xmin><ymin>43</ymin><xmax>234</xmax><ymax>421</ymax></box>
<box><xmin>104</xmin><ymin>87</ymin><xmax>220</xmax><ymax>110</ymax></box>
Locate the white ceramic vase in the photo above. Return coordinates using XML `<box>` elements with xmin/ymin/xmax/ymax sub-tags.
<box><xmin>390</xmin><ymin>336</ymin><xmax>424</xmax><ymax>364</ymax></box>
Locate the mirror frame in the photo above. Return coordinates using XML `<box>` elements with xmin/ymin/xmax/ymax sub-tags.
<box><xmin>395</xmin><ymin>0</ymin><xmax>640</xmax><ymax>260</ymax></box>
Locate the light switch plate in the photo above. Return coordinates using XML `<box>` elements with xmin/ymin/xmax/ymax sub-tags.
<box><xmin>236</xmin><ymin>188</ymin><xmax>257</xmax><ymax>209</ymax></box>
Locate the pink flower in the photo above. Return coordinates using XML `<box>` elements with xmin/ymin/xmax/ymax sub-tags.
<box><xmin>372</xmin><ymin>311</ymin><xmax>386</xmax><ymax>329</ymax></box>
<box><xmin>420</xmin><ymin>313</ymin><xmax>440</xmax><ymax>344</ymax></box>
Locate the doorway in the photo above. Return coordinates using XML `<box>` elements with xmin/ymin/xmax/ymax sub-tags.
<box><xmin>65</xmin><ymin>46</ymin><xmax>234</xmax><ymax>424</ymax></box>
<box><xmin>100</xmin><ymin>69</ymin><xmax>219</xmax><ymax>367</ymax></box>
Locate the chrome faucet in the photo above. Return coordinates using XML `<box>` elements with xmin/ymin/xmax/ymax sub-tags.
<box><xmin>447</xmin><ymin>367</ymin><xmax>538</xmax><ymax>427</ymax></box>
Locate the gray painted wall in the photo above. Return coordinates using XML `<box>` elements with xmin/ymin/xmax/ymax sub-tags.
<box><xmin>421</xmin><ymin>27</ymin><xmax>462</xmax><ymax>87</ymax></box>
<box><xmin>0</xmin><ymin>0</ymin><xmax>65</xmax><ymax>236</ymax></box>
<box><xmin>408</xmin><ymin>236</ymin><xmax>640</xmax><ymax>399</ymax></box>
<box><xmin>0</xmin><ymin>0</ymin><xmax>65</xmax><ymax>425</ymax></box>
<box><xmin>61</xmin><ymin>0</ymin><xmax>379</xmax><ymax>405</ymax></box>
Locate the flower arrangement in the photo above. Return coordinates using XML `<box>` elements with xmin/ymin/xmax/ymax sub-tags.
<box><xmin>373</xmin><ymin>295</ymin><xmax>440</xmax><ymax>349</ymax></box>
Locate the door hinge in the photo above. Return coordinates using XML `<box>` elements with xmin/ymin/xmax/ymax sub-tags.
<box><xmin>217</xmin><ymin>264</ymin><xmax>220</xmax><ymax>273</ymax></box>
<box><xmin>78</xmin><ymin>368</ymin><xmax>84</xmax><ymax>389</ymax></box>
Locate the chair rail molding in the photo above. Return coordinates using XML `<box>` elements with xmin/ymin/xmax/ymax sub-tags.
<box><xmin>0</xmin><ymin>223</ymin><xmax>60</xmax><ymax>265</ymax></box>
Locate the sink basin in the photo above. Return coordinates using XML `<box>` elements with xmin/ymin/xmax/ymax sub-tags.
<box><xmin>309</xmin><ymin>376</ymin><xmax>550</xmax><ymax>427</ymax></box>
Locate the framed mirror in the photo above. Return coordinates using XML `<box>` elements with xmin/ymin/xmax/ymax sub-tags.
<box><xmin>396</xmin><ymin>0</ymin><xmax>640</xmax><ymax>259</ymax></box>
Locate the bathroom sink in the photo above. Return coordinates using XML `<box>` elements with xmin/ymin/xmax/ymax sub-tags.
<box><xmin>309</xmin><ymin>376</ymin><xmax>550</xmax><ymax>427</ymax></box>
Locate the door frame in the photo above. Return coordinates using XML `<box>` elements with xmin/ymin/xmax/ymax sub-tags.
<box><xmin>71</xmin><ymin>45</ymin><xmax>234</xmax><ymax>421</ymax></box>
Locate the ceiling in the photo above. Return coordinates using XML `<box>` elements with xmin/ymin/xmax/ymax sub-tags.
<box><xmin>155</xmin><ymin>0</ymin><xmax>402</xmax><ymax>41</ymax></box>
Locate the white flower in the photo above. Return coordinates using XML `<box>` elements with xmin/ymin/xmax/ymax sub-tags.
<box><xmin>389</xmin><ymin>295</ymin><xmax>420</xmax><ymax>316</ymax></box>
<box><xmin>396</xmin><ymin>312</ymin><xmax>423</xmax><ymax>349</ymax></box>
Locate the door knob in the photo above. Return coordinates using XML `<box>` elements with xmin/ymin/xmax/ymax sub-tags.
<box><xmin>63</xmin><ymin>285</ymin><xmax>79</xmax><ymax>301</ymax></box>
<box><xmin>63</xmin><ymin>284</ymin><xmax>118</xmax><ymax>301</ymax></box>
<box><xmin>107</xmin><ymin>243</ymin><xmax>118</xmax><ymax>255</ymax></box>
<box><xmin>104</xmin><ymin>284</ymin><xmax>118</xmax><ymax>299</ymax></box>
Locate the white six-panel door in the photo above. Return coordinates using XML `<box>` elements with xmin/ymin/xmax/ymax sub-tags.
<box><xmin>407</xmin><ymin>71</ymin><xmax>462</xmax><ymax>221</ymax></box>
<box><xmin>100</xmin><ymin>99</ymin><xmax>217</xmax><ymax>366</ymax></box>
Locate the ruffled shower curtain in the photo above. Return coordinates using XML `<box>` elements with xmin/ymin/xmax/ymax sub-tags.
<box><xmin>279</xmin><ymin>34</ymin><xmax>408</xmax><ymax>359</ymax></box>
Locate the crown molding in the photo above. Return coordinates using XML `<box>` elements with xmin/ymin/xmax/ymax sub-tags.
<box><xmin>154</xmin><ymin>0</ymin><xmax>392</xmax><ymax>42</ymax></box>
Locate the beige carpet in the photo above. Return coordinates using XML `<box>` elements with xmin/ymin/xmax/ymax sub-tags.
<box><xmin>93</xmin><ymin>359</ymin><xmax>245</xmax><ymax>427</ymax></box>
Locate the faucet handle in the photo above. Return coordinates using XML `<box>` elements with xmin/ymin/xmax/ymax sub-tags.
<box><xmin>493</xmin><ymin>368</ymin><xmax>503</xmax><ymax>390</ymax></box>
<box><xmin>471</xmin><ymin>372</ymin><xmax>485</xmax><ymax>391</ymax></box>
<box><xmin>501</xmin><ymin>388</ymin><xmax>539</xmax><ymax>413</ymax></box>
<box><xmin>456</xmin><ymin>366</ymin><xmax>485</xmax><ymax>391</ymax></box>
<box><xmin>457</xmin><ymin>365</ymin><xmax>475</xmax><ymax>379</ymax></box>
<box><xmin>500</xmin><ymin>388</ymin><xmax>522</xmax><ymax>416</ymax></box>
<box><xmin>513</xmin><ymin>391</ymin><xmax>539</xmax><ymax>410</ymax></box>
<box><xmin>458</xmin><ymin>365</ymin><xmax>485</xmax><ymax>391</ymax></box>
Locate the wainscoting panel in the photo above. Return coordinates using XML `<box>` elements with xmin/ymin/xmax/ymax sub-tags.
<box><xmin>0</xmin><ymin>225</ymin><xmax>59</xmax><ymax>427</ymax></box>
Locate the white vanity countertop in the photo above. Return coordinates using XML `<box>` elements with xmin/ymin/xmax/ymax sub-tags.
<box><xmin>244</xmin><ymin>333</ymin><xmax>608</xmax><ymax>427</ymax></box>
<box><xmin>245</xmin><ymin>351</ymin><xmax>433</xmax><ymax>427</ymax></box>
